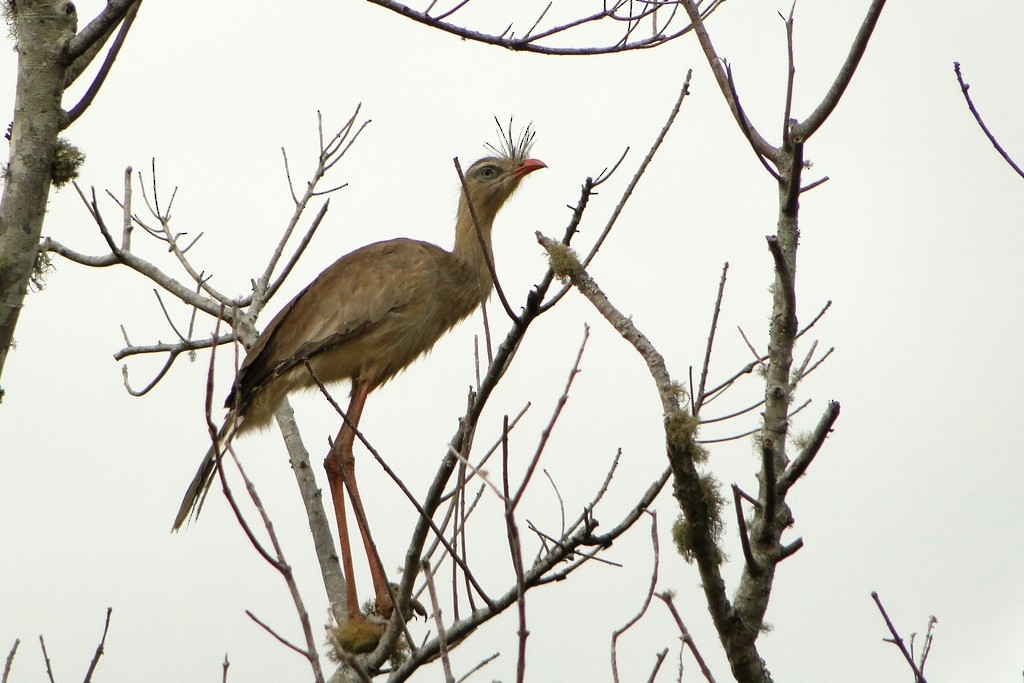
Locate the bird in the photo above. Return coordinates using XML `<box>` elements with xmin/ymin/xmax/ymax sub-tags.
<box><xmin>173</xmin><ymin>127</ymin><xmax>545</xmax><ymax>619</ymax></box>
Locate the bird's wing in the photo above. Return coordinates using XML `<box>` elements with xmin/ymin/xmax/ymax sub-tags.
<box><xmin>228</xmin><ymin>238</ymin><xmax>449</xmax><ymax>410</ymax></box>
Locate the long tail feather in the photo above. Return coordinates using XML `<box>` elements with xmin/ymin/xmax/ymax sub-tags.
<box><xmin>172</xmin><ymin>419</ymin><xmax>238</xmax><ymax>531</ymax></box>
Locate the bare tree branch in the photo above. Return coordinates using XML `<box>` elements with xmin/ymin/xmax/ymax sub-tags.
<box><xmin>610</xmin><ymin>512</ymin><xmax>659</xmax><ymax>683</ymax></box>
<box><xmin>953</xmin><ymin>62</ymin><xmax>1024</xmax><ymax>179</ymax></box>
<box><xmin>363</xmin><ymin>0</ymin><xmax>728</xmax><ymax>55</ymax></box>
<box><xmin>779</xmin><ymin>400</ymin><xmax>840</xmax><ymax>493</ymax></box>
<box><xmin>794</xmin><ymin>0</ymin><xmax>888</xmax><ymax>139</ymax></box>
<box><xmin>81</xmin><ymin>607</ymin><xmax>113</xmax><ymax>683</ymax></box>
<box><xmin>65</xmin><ymin>1</ymin><xmax>141</xmax><ymax>125</ymax></box>
<box><xmin>679</xmin><ymin>0</ymin><xmax>776</xmax><ymax>160</ymax></box>
<box><xmin>65</xmin><ymin>0</ymin><xmax>140</xmax><ymax>61</ymax></box>
<box><xmin>2</xmin><ymin>639</ymin><xmax>19</xmax><ymax>683</ymax></box>
<box><xmin>656</xmin><ymin>592</ymin><xmax>717</xmax><ymax>682</ymax></box>
<box><xmin>37</xmin><ymin>636</ymin><xmax>54</xmax><ymax>683</ymax></box>
<box><xmin>871</xmin><ymin>591</ymin><xmax>928</xmax><ymax>683</ymax></box>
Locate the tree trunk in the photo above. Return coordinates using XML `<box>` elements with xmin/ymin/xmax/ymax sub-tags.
<box><xmin>0</xmin><ymin>0</ymin><xmax>77</xmax><ymax>387</ymax></box>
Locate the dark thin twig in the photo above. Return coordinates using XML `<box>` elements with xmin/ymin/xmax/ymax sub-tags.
<box><xmin>1</xmin><ymin>639</ymin><xmax>18</xmax><ymax>683</ymax></box>
<box><xmin>510</xmin><ymin>326</ymin><xmax>589</xmax><ymax>512</ymax></box>
<box><xmin>734</xmin><ymin>486</ymin><xmax>760</xmax><ymax>509</ymax></box>
<box><xmin>65</xmin><ymin>1</ymin><xmax>141</xmax><ymax>125</ymax></box>
<box><xmin>656</xmin><ymin>592</ymin><xmax>717</xmax><ymax>682</ymax></box>
<box><xmin>583</xmin><ymin>72</ymin><xmax>692</xmax><ymax>269</ymax></box>
<box><xmin>871</xmin><ymin>592</ymin><xmax>928</xmax><ymax>683</ymax></box>
<box><xmin>364</xmin><ymin>0</ymin><xmax>725</xmax><ymax>55</ymax></box>
<box><xmin>699</xmin><ymin>398</ymin><xmax>764</xmax><ymax>425</ymax></box>
<box><xmin>645</xmin><ymin>648</ymin><xmax>670</xmax><ymax>683</ymax></box>
<box><xmin>781</xmin><ymin>3</ymin><xmax>797</xmax><ymax>147</ymax></box>
<box><xmin>917</xmin><ymin>615</ymin><xmax>938</xmax><ymax>675</ymax></box>
<box><xmin>953</xmin><ymin>62</ymin><xmax>1024</xmax><ymax>179</ymax></box>
<box><xmin>726</xmin><ymin>62</ymin><xmax>783</xmax><ymax>180</ymax></box>
<box><xmin>454</xmin><ymin>652</ymin><xmax>500</xmax><ymax>683</ymax></box>
<box><xmin>731</xmin><ymin>484</ymin><xmax>759</xmax><ymax>574</ymax></box>
<box><xmin>696</xmin><ymin>262</ymin><xmax>729</xmax><ymax>412</ymax></box>
<box><xmin>38</xmin><ymin>636</ymin><xmax>54</xmax><ymax>683</ymax></box>
<box><xmin>780</xmin><ymin>400</ymin><xmax>840</xmax><ymax>492</ymax></box>
<box><xmin>680</xmin><ymin>0</ymin><xmax>776</xmax><ymax>160</ymax></box>
<box><xmin>245</xmin><ymin>610</ymin><xmax>308</xmax><ymax>658</ymax></box>
<box><xmin>82</xmin><ymin>607</ymin><xmax>113</xmax><ymax>683</ymax></box>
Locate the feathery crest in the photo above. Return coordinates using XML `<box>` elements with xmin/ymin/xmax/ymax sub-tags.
<box><xmin>484</xmin><ymin>117</ymin><xmax>536</xmax><ymax>163</ymax></box>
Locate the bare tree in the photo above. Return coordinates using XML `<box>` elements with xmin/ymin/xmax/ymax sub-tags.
<box><xmin>2</xmin><ymin>1</ymin><xmax>905</xmax><ymax>681</ymax></box>
<box><xmin>49</xmin><ymin>98</ymin><xmax>690</xmax><ymax>681</ymax></box>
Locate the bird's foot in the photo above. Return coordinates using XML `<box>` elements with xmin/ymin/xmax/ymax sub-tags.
<box><xmin>374</xmin><ymin>585</ymin><xmax>427</xmax><ymax>621</ymax></box>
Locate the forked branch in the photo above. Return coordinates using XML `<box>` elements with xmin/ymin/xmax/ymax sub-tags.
<box><xmin>366</xmin><ymin>0</ymin><xmax>728</xmax><ymax>55</ymax></box>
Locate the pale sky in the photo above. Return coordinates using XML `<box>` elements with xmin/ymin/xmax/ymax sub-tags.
<box><xmin>2</xmin><ymin>1</ymin><xmax>1023</xmax><ymax>681</ymax></box>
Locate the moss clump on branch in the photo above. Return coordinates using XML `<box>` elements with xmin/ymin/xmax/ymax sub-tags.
<box><xmin>545</xmin><ymin>241</ymin><xmax>582</xmax><ymax>282</ymax></box>
<box><xmin>327</xmin><ymin>594</ymin><xmax>412</xmax><ymax>666</ymax></box>
<box><xmin>329</xmin><ymin>618</ymin><xmax>384</xmax><ymax>656</ymax></box>
<box><xmin>51</xmin><ymin>137</ymin><xmax>85</xmax><ymax>188</ymax></box>
<box><xmin>671</xmin><ymin>472</ymin><xmax>726</xmax><ymax>565</ymax></box>
<box><xmin>665</xmin><ymin>409</ymin><xmax>708</xmax><ymax>464</ymax></box>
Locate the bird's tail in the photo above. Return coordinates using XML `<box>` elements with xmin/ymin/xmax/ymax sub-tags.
<box><xmin>172</xmin><ymin>418</ymin><xmax>238</xmax><ymax>531</ymax></box>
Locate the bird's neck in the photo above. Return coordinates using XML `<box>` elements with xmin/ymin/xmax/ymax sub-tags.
<box><xmin>452</xmin><ymin>198</ymin><xmax>498</xmax><ymax>300</ymax></box>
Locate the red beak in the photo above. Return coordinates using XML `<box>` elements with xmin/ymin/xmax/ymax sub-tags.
<box><xmin>513</xmin><ymin>158</ymin><xmax>547</xmax><ymax>178</ymax></box>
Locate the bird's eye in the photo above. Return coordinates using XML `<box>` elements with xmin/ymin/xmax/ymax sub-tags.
<box><xmin>477</xmin><ymin>165</ymin><xmax>499</xmax><ymax>181</ymax></box>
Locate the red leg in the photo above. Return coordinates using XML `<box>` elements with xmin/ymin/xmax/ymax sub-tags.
<box><xmin>326</xmin><ymin>381</ymin><xmax>393</xmax><ymax>619</ymax></box>
<box><xmin>325</xmin><ymin>460</ymin><xmax>360</xmax><ymax>619</ymax></box>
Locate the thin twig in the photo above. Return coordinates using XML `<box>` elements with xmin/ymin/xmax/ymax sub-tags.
<box><xmin>421</xmin><ymin>560</ymin><xmax>455</xmax><ymax>683</ymax></box>
<box><xmin>645</xmin><ymin>648</ymin><xmax>670</xmax><ymax>683</ymax></box>
<box><xmin>82</xmin><ymin>607</ymin><xmax>113</xmax><ymax>683</ymax></box>
<box><xmin>364</xmin><ymin>0</ymin><xmax>726</xmax><ymax>55</ymax></box>
<box><xmin>2</xmin><ymin>639</ymin><xmax>20</xmax><ymax>683</ymax></box>
<box><xmin>731</xmin><ymin>485</ymin><xmax>759</xmax><ymax>574</ymax></box>
<box><xmin>510</xmin><ymin>326</ymin><xmax>589</xmax><ymax>512</ymax></box>
<box><xmin>502</xmin><ymin>415</ymin><xmax>530</xmax><ymax>683</ymax></box>
<box><xmin>610</xmin><ymin>511</ymin><xmax>659</xmax><ymax>683</ymax></box>
<box><xmin>37</xmin><ymin>636</ymin><xmax>54</xmax><ymax>683</ymax></box>
<box><xmin>656</xmin><ymin>592</ymin><xmax>717</xmax><ymax>682</ymax></box>
<box><xmin>781</xmin><ymin>3</ymin><xmax>797</xmax><ymax>147</ymax></box>
<box><xmin>780</xmin><ymin>400</ymin><xmax>840</xmax><ymax>492</ymax></box>
<box><xmin>454</xmin><ymin>652</ymin><xmax>500</xmax><ymax>683</ymax></box>
<box><xmin>871</xmin><ymin>592</ymin><xmax>927</xmax><ymax>683</ymax></box>
<box><xmin>696</xmin><ymin>262</ymin><xmax>729</xmax><ymax>412</ymax></box>
<box><xmin>582</xmin><ymin>72</ymin><xmax>692</xmax><ymax>269</ymax></box>
<box><xmin>953</xmin><ymin>62</ymin><xmax>1024</xmax><ymax>179</ymax></box>
<box><xmin>245</xmin><ymin>610</ymin><xmax>309</xmax><ymax>658</ymax></box>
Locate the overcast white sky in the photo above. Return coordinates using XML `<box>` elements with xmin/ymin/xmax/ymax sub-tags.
<box><xmin>2</xmin><ymin>1</ymin><xmax>1023</xmax><ymax>681</ymax></box>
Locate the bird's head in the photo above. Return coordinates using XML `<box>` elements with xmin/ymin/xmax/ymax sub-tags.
<box><xmin>459</xmin><ymin>124</ymin><xmax>546</xmax><ymax>227</ymax></box>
